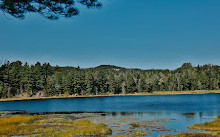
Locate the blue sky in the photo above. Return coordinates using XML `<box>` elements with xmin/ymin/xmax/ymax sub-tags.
<box><xmin>0</xmin><ymin>0</ymin><xmax>220</xmax><ymax>69</ymax></box>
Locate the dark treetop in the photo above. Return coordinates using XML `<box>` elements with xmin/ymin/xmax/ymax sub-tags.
<box><xmin>0</xmin><ymin>0</ymin><xmax>102</xmax><ymax>20</ymax></box>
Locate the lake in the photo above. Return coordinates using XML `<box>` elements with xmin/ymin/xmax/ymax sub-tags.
<box><xmin>0</xmin><ymin>93</ymin><xmax>219</xmax><ymax>136</ymax></box>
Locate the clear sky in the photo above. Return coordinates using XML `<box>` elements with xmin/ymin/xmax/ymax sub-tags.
<box><xmin>0</xmin><ymin>0</ymin><xmax>220</xmax><ymax>69</ymax></box>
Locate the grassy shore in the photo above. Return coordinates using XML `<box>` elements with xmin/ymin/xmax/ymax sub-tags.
<box><xmin>0</xmin><ymin>90</ymin><xmax>220</xmax><ymax>102</ymax></box>
<box><xmin>189</xmin><ymin>115</ymin><xmax>220</xmax><ymax>131</ymax></box>
<box><xmin>0</xmin><ymin>115</ymin><xmax>112</xmax><ymax>137</ymax></box>
<box><xmin>161</xmin><ymin>132</ymin><xmax>219</xmax><ymax>137</ymax></box>
<box><xmin>161</xmin><ymin>115</ymin><xmax>220</xmax><ymax>137</ymax></box>
<box><xmin>0</xmin><ymin>113</ymin><xmax>169</xmax><ymax>137</ymax></box>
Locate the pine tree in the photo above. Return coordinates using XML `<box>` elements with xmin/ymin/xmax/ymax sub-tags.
<box><xmin>85</xmin><ymin>72</ymin><xmax>94</xmax><ymax>95</ymax></box>
<box><xmin>126</xmin><ymin>74</ymin><xmax>135</xmax><ymax>93</ymax></box>
<box><xmin>108</xmin><ymin>73</ymin><xmax>117</xmax><ymax>94</ymax></box>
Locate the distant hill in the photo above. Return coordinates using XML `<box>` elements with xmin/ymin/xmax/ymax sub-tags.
<box><xmin>93</xmin><ymin>65</ymin><xmax>126</xmax><ymax>70</ymax></box>
<box><xmin>55</xmin><ymin>65</ymin><xmax>143</xmax><ymax>71</ymax></box>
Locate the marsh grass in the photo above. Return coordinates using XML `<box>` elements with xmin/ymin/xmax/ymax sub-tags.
<box><xmin>36</xmin><ymin>120</ymin><xmax>112</xmax><ymax>137</ymax></box>
<box><xmin>189</xmin><ymin>116</ymin><xmax>220</xmax><ymax>131</ymax></box>
<box><xmin>161</xmin><ymin>132</ymin><xmax>218</xmax><ymax>137</ymax></box>
<box><xmin>161</xmin><ymin>116</ymin><xmax>220</xmax><ymax>137</ymax></box>
<box><xmin>111</xmin><ymin>129</ymin><xmax>146</xmax><ymax>137</ymax></box>
<box><xmin>128</xmin><ymin>122</ymin><xmax>140</xmax><ymax>127</ymax></box>
<box><xmin>131</xmin><ymin>130</ymin><xmax>146</xmax><ymax>136</ymax></box>
<box><xmin>0</xmin><ymin>115</ymin><xmax>45</xmax><ymax>136</ymax></box>
<box><xmin>0</xmin><ymin>115</ymin><xmax>43</xmax><ymax>125</ymax></box>
<box><xmin>0</xmin><ymin>115</ymin><xmax>112</xmax><ymax>137</ymax></box>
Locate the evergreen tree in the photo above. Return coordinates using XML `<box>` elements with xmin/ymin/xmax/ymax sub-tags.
<box><xmin>0</xmin><ymin>61</ymin><xmax>219</xmax><ymax>98</ymax></box>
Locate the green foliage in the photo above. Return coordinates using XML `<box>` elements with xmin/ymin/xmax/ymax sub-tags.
<box><xmin>128</xmin><ymin>122</ymin><xmax>140</xmax><ymax>127</ymax></box>
<box><xmin>0</xmin><ymin>61</ymin><xmax>219</xmax><ymax>98</ymax></box>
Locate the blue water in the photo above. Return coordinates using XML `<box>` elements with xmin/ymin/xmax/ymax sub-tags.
<box><xmin>0</xmin><ymin>94</ymin><xmax>219</xmax><ymax>113</ymax></box>
<box><xmin>0</xmin><ymin>93</ymin><xmax>220</xmax><ymax>136</ymax></box>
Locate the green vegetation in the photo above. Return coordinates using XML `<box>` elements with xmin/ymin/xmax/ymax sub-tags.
<box><xmin>36</xmin><ymin>120</ymin><xmax>112</xmax><ymax>137</ymax></box>
<box><xmin>0</xmin><ymin>115</ymin><xmax>46</xmax><ymax>136</ymax></box>
<box><xmin>161</xmin><ymin>132</ymin><xmax>218</xmax><ymax>137</ymax></box>
<box><xmin>189</xmin><ymin>116</ymin><xmax>220</xmax><ymax>131</ymax></box>
<box><xmin>131</xmin><ymin>130</ymin><xmax>146</xmax><ymax>136</ymax></box>
<box><xmin>162</xmin><ymin>116</ymin><xmax>220</xmax><ymax>137</ymax></box>
<box><xmin>128</xmin><ymin>122</ymin><xmax>140</xmax><ymax>127</ymax></box>
<box><xmin>112</xmin><ymin>130</ymin><xmax>146</xmax><ymax>137</ymax></box>
<box><xmin>0</xmin><ymin>115</ymin><xmax>112</xmax><ymax>136</ymax></box>
<box><xmin>0</xmin><ymin>61</ymin><xmax>220</xmax><ymax>98</ymax></box>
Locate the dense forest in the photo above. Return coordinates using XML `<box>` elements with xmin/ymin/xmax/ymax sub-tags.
<box><xmin>0</xmin><ymin>60</ymin><xmax>219</xmax><ymax>98</ymax></box>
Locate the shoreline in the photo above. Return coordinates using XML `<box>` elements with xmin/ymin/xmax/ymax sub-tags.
<box><xmin>0</xmin><ymin>90</ymin><xmax>219</xmax><ymax>102</ymax></box>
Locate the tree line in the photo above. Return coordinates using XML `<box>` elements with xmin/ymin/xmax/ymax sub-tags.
<box><xmin>0</xmin><ymin>61</ymin><xmax>219</xmax><ymax>98</ymax></box>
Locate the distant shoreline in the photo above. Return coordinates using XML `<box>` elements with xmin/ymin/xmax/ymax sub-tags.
<box><xmin>0</xmin><ymin>90</ymin><xmax>219</xmax><ymax>102</ymax></box>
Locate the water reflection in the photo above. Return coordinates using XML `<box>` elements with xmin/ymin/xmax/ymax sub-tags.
<box><xmin>0</xmin><ymin>0</ymin><xmax>102</xmax><ymax>19</ymax></box>
<box><xmin>181</xmin><ymin>113</ymin><xmax>196</xmax><ymax>119</ymax></box>
<box><xmin>105</xmin><ymin>111</ymin><xmax>217</xmax><ymax>120</ymax></box>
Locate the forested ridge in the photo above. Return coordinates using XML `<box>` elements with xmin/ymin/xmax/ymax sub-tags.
<box><xmin>0</xmin><ymin>60</ymin><xmax>219</xmax><ymax>98</ymax></box>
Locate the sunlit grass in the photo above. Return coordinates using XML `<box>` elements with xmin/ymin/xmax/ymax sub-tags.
<box><xmin>0</xmin><ymin>115</ymin><xmax>43</xmax><ymax>124</ymax></box>
<box><xmin>36</xmin><ymin>120</ymin><xmax>112</xmax><ymax>137</ymax></box>
<box><xmin>189</xmin><ymin>116</ymin><xmax>220</xmax><ymax>131</ymax></box>
<box><xmin>0</xmin><ymin>115</ymin><xmax>45</xmax><ymax>136</ymax></box>
<box><xmin>161</xmin><ymin>116</ymin><xmax>220</xmax><ymax>137</ymax></box>
<box><xmin>131</xmin><ymin>130</ymin><xmax>146</xmax><ymax>136</ymax></box>
<box><xmin>128</xmin><ymin>122</ymin><xmax>140</xmax><ymax>127</ymax></box>
<box><xmin>0</xmin><ymin>115</ymin><xmax>112</xmax><ymax>136</ymax></box>
<box><xmin>161</xmin><ymin>132</ymin><xmax>218</xmax><ymax>137</ymax></box>
<box><xmin>111</xmin><ymin>129</ymin><xmax>146</xmax><ymax>137</ymax></box>
<box><xmin>1</xmin><ymin>90</ymin><xmax>220</xmax><ymax>102</ymax></box>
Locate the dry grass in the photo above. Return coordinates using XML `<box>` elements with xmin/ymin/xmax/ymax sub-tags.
<box><xmin>161</xmin><ymin>132</ymin><xmax>218</xmax><ymax>137</ymax></box>
<box><xmin>0</xmin><ymin>115</ymin><xmax>45</xmax><ymax>136</ymax></box>
<box><xmin>1</xmin><ymin>90</ymin><xmax>219</xmax><ymax>102</ymax></box>
<box><xmin>189</xmin><ymin>116</ymin><xmax>220</xmax><ymax>131</ymax></box>
<box><xmin>0</xmin><ymin>115</ymin><xmax>43</xmax><ymax>125</ymax></box>
<box><xmin>128</xmin><ymin>122</ymin><xmax>140</xmax><ymax>127</ymax></box>
<box><xmin>131</xmin><ymin>130</ymin><xmax>146</xmax><ymax>136</ymax></box>
<box><xmin>0</xmin><ymin>115</ymin><xmax>112</xmax><ymax>137</ymax></box>
<box><xmin>162</xmin><ymin>116</ymin><xmax>220</xmax><ymax>137</ymax></box>
<box><xmin>111</xmin><ymin>130</ymin><xmax>146</xmax><ymax>137</ymax></box>
<box><xmin>36</xmin><ymin>120</ymin><xmax>112</xmax><ymax>137</ymax></box>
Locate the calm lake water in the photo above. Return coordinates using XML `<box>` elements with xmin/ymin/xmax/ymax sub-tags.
<box><xmin>0</xmin><ymin>93</ymin><xmax>219</xmax><ymax>136</ymax></box>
